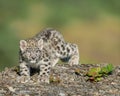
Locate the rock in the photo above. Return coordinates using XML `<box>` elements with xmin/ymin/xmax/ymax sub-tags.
<box><xmin>0</xmin><ymin>64</ymin><xmax>120</xmax><ymax>96</ymax></box>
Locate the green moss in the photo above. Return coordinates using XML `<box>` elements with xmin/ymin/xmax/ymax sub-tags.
<box><xmin>86</xmin><ymin>64</ymin><xmax>114</xmax><ymax>82</ymax></box>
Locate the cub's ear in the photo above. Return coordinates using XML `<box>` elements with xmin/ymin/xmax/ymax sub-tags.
<box><xmin>20</xmin><ymin>40</ymin><xmax>27</xmax><ymax>51</ymax></box>
<box><xmin>38</xmin><ymin>39</ymin><xmax>43</xmax><ymax>50</ymax></box>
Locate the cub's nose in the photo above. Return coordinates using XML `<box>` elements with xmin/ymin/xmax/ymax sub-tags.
<box><xmin>32</xmin><ymin>57</ymin><xmax>36</xmax><ymax>60</ymax></box>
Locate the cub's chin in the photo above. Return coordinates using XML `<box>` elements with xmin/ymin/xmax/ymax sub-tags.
<box><xmin>30</xmin><ymin>61</ymin><xmax>36</xmax><ymax>64</ymax></box>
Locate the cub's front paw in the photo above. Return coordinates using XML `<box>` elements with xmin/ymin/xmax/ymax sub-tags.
<box><xmin>38</xmin><ymin>75</ymin><xmax>49</xmax><ymax>84</ymax></box>
<box><xmin>69</xmin><ymin>55</ymin><xmax>79</xmax><ymax>66</ymax></box>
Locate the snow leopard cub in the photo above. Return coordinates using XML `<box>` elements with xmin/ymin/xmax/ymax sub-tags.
<box><xmin>19</xmin><ymin>28</ymin><xmax>80</xmax><ymax>83</ymax></box>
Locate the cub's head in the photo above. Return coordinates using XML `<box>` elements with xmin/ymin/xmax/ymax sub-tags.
<box><xmin>19</xmin><ymin>39</ymin><xmax>43</xmax><ymax>64</ymax></box>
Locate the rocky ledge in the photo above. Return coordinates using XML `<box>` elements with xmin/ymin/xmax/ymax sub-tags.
<box><xmin>0</xmin><ymin>64</ymin><xmax>120</xmax><ymax>96</ymax></box>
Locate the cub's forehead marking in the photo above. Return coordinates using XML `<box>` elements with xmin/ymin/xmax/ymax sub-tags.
<box><xmin>26</xmin><ymin>40</ymin><xmax>38</xmax><ymax>47</ymax></box>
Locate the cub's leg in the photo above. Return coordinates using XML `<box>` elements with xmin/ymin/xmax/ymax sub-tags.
<box><xmin>56</xmin><ymin>43</ymin><xmax>80</xmax><ymax>66</ymax></box>
<box><xmin>18</xmin><ymin>62</ymin><xmax>30</xmax><ymax>83</ymax></box>
<box><xmin>38</xmin><ymin>63</ymin><xmax>51</xmax><ymax>83</ymax></box>
<box><xmin>68</xmin><ymin>44</ymin><xmax>80</xmax><ymax>66</ymax></box>
<box><xmin>19</xmin><ymin>63</ymin><xmax>30</xmax><ymax>76</ymax></box>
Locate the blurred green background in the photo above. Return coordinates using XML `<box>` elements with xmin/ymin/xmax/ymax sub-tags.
<box><xmin>0</xmin><ymin>0</ymin><xmax>120</xmax><ymax>71</ymax></box>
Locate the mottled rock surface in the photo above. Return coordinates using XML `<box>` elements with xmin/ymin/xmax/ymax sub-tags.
<box><xmin>0</xmin><ymin>64</ymin><xmax>120</xmax><ymax>96</ymax></box>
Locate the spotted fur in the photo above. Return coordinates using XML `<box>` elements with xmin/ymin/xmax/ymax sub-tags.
<box><xmin>19</xmin><ymin>28</ymin><xmax>80</xmax><ymax>83</ymax></box>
